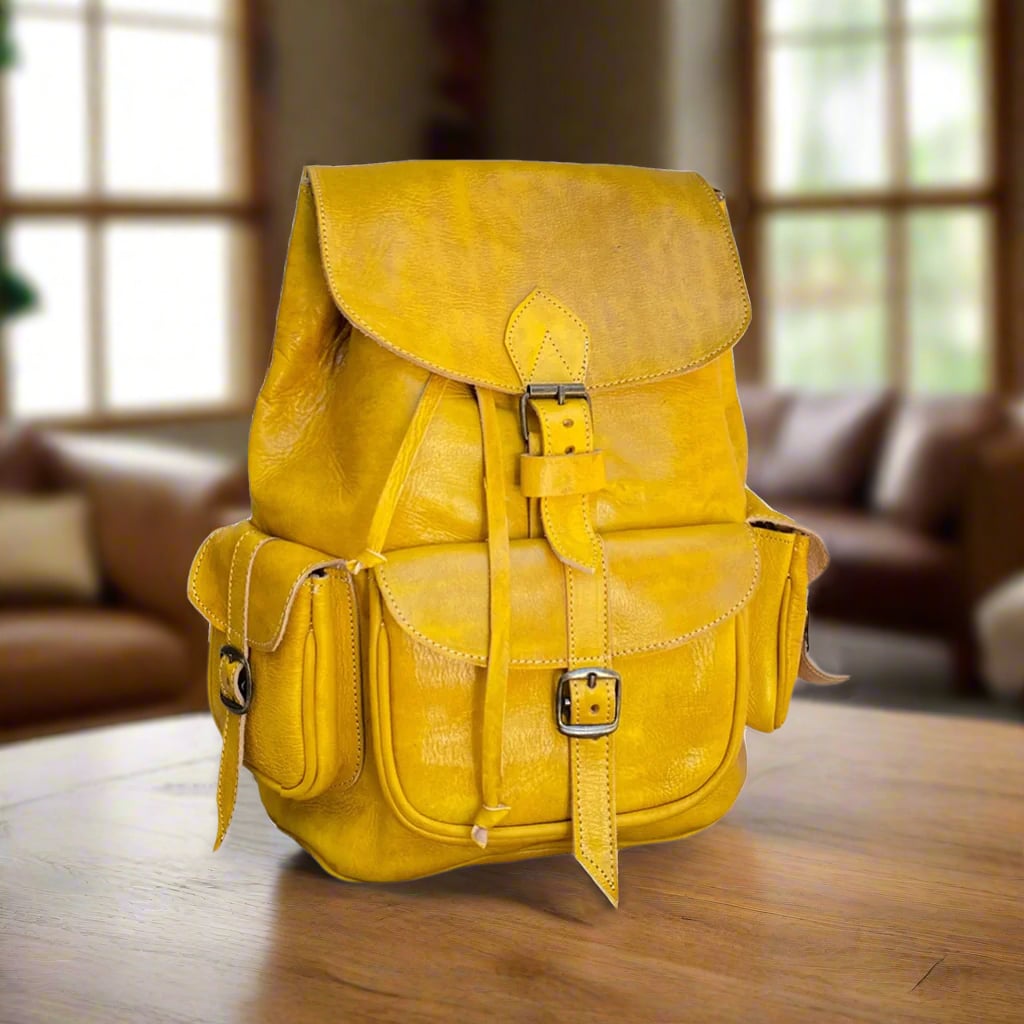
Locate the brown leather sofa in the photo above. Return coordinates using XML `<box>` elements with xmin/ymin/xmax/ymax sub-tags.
<box><xmin>0</xmin><ymin>427</ymin><xmax>247</xmax><ymax>741</ymax></box>
<box><xmin>741</xmin><ymin>387</ymin><xmax>1024</xmax><ymax>691</ymax></box>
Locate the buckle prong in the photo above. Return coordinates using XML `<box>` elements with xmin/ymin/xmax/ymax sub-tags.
<box><xmin>555</xmin><ymin>667</ymin><xmax>621</xmax><ymax>738</ymax></box>
<box><xmin>519</xmin><ymin>382</ymin><xmax>591</xmax><ymax>442</ymax></box>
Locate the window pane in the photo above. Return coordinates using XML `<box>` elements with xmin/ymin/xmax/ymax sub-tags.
<box><xmin>766</xmin><ymin>0</ymin><xmax>885</xmax><ymax>32</ymax></box>
<box><xmin>102</xmin><ymin>25</ymin><xmax>233</xmax><ymax>196</ymax></box>
<box><xmin>907</xmin><ymin>32</ymin><xmax>986</xmax><ymax>186</ymax></box>
<box><xmin>103</xmin><ymin>221</ymin><xmax>234</xmax><ymax>411</ymax></box>
<box><xmin>5</xmin><ymin>15</ymin><xmax>88</xmax><ymax>195</ymax></box>
<box><xmin>12</xmin><ymin>1</ymin><xmax>85</xmax><ymax>9</ymax></box>
<box><xmin>6</xmin><ymin>222</ymin><xmax>92</xmax><ymax>418</ymax></box>
<box><xmin>101</xmin><ymin>0</ymin><xmax>227</xmax><ymax>22</ymax></box>
<box><xmin>766</xmin><ymin>212</ymin><xmax>888</xmax><ymax>390</ymax></box>
<box><xmin>907</xmin><ymin>209</ymin><xmax>988</xmax><ymax>393</ymax></box>
<box><xmin>766</xmin><ymin>42</ymin><xmax>887</xmax><ymax>193</ymax></box>
<box><xmin>907</xmin><ymin>0</ymin><xmax>981</xmax><ymax>23</ymax></box>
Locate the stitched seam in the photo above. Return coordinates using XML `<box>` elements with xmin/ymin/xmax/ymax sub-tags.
<box><xmin>539</xmin><ymin>292</ymin><xmax>591</xmax><ymax>371</ymax></box>
<box><xmin>225</xmin><ymin>531</ymin><xmax>248</xmax><ymax>646</ymax></box>
<box><xmin>376</xmin><ymin>571</ymin><xmax>484</xmax><ymax>662</ymax></box>
<box><xmin>573</xmin><ymin>736</ymin><xmax>615</xmax><ymax>888</ymax></box>
<box><xmin>308</xmin><ymin>172</ymin><xmax>742</xmax><ymax>394</ymax></box>
<box><xmin>299</xmin><ymin>593</ymin><xmax>316</xmax><ymax>789</ymax></box>
<box><xmin>538</xmin><ymin>331</ymin><xmax>576</xmax><ymax>379</ymax></box>
<box><xmin>541</xmin><ymin>499</ymin><xmax>585</xmax><ymax>570</ymax></box>
<box><xmin>215</xmin><ymin>712</ymin><xmax>236</xmax><ymax>837</ymax></box>
<box><xmin>534</xmin><ymin>401</ymin><xmax>599</xmax><ymax>570</ymax></box>
<box><xmin>752</xmin><ymin>529</ymin><xmax>795</xmax><ymax>547</ymax></box>
<box><xmin>748</xmin><ymin>513</ymin><xmax>830</xmax><ymax>574</ymax></box>
<box><xmin>504</xmin><ymin>290</ymin><xmax>540</xmax><ymax>383</ymax></box>
<box><xmin>567</xmin><ymin>557</ymin><xmax>576</xmax><ymax>665</ymax></box>
<box><xmin>338</xmin><ymin>571</ymin><xmax>364</xmax><ymax>788</ymax></box>
<box><xmin>189</xmin><ymin>523</ymin><xmax>235</xmax><ymax>620</ymax></box>
<box><xmin>374</xmin><ymin>527</ymin><xmax>761</xmax><ymax>664</ymax></box>
<box><xmin>506</xmin><ymin>289</ymin><xmax>591</xmax><ymax>386</ymax></box>
<box><xmin>590</xmin><ymin>176</ymin><xmax>750</xmax><ymax>391</ymax></box>
<box><xmin>600</xmin><ymin>540</ymin><xmax>610</xmax><ymax>657</ymax></box>
<box><xmin>613</xmin><ymin>528</ymin><xmax>761</xmax><ymax>657</ymax></box>
<box><xmin>241</xmin><ymin>536</ymin><xmax>273</xmax><ymax>646</ymax></box>
<box><xmin>603</xmin><ymin>734</ymin><xmax>615</xmax><ymax>880</ymax></box>
<box><xmin>195</xmin><ymin>543</ymin><xmax>347</xmax><ymax>648</ymax></box>
<box><xmin>523</xmin><ymin>328</ymin><xmax>545</xmax><ymax>383</ymax></box>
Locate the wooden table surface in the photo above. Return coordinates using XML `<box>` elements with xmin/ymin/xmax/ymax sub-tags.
<box><xmin>1</xmin><ymin>703</ymin><xmax>1021</xmax><ymax>1024</ymax></box>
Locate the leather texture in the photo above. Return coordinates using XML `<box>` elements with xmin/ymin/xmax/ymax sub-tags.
<box><xmin>188</xmin><ymin>160</ymin><xmax>839</xmax><ymax>905</ymax></box>
<box><xmin>306</xmin><ymin>163</ymin><xmax>750</xmax><ymax>394</ymax></box>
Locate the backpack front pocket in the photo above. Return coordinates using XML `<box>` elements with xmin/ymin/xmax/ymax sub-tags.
<box><xmin>369</xmin><ymin>523</ymin><xmax>759</xmax><ymax>841</ymax></box>
<box><xmin>189</xmin><ymin>521</ymin><xmax>363</xmax><ymax>800</ymax></box>
<box><xmin>744</xmin><ymin>525</ymin><xmax>811</xmax><ymax>732</ymax></box>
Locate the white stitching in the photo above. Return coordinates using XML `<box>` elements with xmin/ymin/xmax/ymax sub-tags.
<box><xmin>337</xmin><ymin>571</ymin><xmax>364</xmax><ymax>789</ymax></box>
<box><xmin>192</xmin><ymin>524</ymin><xmax>347</xmax><ymax>650</ymax></box>
<box><xmin>306</xmin><ymin>171</ymin><xmax>741</xmax><ymax>393</ymax></box>
<box><xmin>374</xmin><ymin>525</ymin><xmax>762</xmax><ymax>664</ymax></box>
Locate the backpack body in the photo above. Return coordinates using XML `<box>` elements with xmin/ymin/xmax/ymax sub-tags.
<box><xmin>188</xmin><ymin>162</ymin><xmax>839</xmax><ymax>904</ymax></box>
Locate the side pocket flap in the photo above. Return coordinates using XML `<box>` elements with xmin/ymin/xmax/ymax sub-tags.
<box><xmin>188</xmin><ymin>520</ymin><xmax>346</xmax><ymax>650</ymax></box>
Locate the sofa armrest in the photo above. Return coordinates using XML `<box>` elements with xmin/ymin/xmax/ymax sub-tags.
<box><xmin>41</xmin><ymin>433</ymin><xmax>247</xmax><ymax>630</ymax></box>
<box><xmin>962</xmin><ymin>430</ymin><xmax>1024</xmax><ymax>601</ymax></box>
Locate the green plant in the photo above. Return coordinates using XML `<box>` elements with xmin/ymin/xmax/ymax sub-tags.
<box><xmin>0</xmin><ymin>2</ymin><xmax>36</xmax><ymax>322</ymax></box>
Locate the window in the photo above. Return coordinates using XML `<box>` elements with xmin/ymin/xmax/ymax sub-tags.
<box><xmin>1</xmin><ymin>0</ymin><xmax>258</xmax><ymax>422</ymax></box>
<box><xmin>751</xmin><ymin>0</ymin><xmax>1000</xmax><ymax>393</ymax></box>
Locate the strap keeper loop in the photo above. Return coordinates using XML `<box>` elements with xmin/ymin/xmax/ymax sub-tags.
<box><xmin>520</xmin><ymin>450</ymin><xmax>606</xmax><ymax>498</ymax></box>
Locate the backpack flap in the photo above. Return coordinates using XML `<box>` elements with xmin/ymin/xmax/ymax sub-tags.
<box><xmin>188</xmin><ymin>521</ymin><xmax>363</xmax><ymax>802</ymax></box>
<box><xmin>305</xmin><ymin>161</ymin><xmax>750</xmax><ymax>393</ymax></box>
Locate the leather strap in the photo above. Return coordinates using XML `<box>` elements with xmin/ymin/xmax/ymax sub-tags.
<box><xmin>471</xmin><ymin>387</ymin><xmax>512</xmax><ymax>846</ymax></box>
<box><xmin>529</xmin><ymin>395</ymin><xmax>603</xmax><ymax>573</ymax></box>
<box><xmin>799</xmin><ymin>647</ymin><xmax>848</xmax><ymax>685</ymax></box>
<box><xmin>213</xmin><ymin>529</ymin><xmax>270</xmax><ymax>850</ymax></box>
<box><xmin>347</xmin><ymin>374</ymin><xmax>448</xmax><ymax>573</ymax></box>
<box><xmin>520</xmin><ymin>450</ymin><xmax>606</xmax><ymax>498</ymax></box>
<box><xmin>505</xmin><ymin>287</ymin><xmax>617</xmax><ymax>903</ymax></box>
<box><xmin>565</xmin><ymin>551</ymin><xmax>618</xmax><ymax>906</ymax></box>
<box><xmin>565</xmin><ymin>673</ymin><xmax>618</xmax><ymax>905</ymax></box>
<box><xmin>214</xmin><ymin>685</ymin><xmax>245</xmax><ymax>850</ymax></box>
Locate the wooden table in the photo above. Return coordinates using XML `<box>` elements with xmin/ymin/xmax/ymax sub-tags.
<box><xmin>1</xmin><ymin>704</ymin><xmax>1021</xmax><ymax>1024</ymax></box>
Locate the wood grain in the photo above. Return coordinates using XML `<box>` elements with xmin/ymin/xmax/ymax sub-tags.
<box><xmin>1</xmin><ymin>703</ymin><xmax>1021</xmax><ymax>1024</ymax></box>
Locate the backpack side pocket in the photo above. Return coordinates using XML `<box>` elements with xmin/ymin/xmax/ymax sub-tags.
<box><xmin>745</xmin><ymin>526</ymin><xmax>810</xmax><ymax>732</ymax></box>
<box><xmin>191</xmin><ymin>521</ymin><xmax>363</xmax><ymax>800</ymax></box>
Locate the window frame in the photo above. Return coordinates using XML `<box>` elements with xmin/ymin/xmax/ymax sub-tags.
<box><xmin>739</xmin><ymin>0</ymin><xmax>1015</xmax><ymax>395</ymax></box>
<box><xmin>0</xmin><ymin>0</ymin><xmax>269</xmax><ymax>428</ymax></box>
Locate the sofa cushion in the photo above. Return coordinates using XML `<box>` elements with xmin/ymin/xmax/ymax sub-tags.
<box><xmin>0</xmin><ymin>493</ymin><xmax>101</xmax><ymax>604</ymax></box>
<box><xmin>872</xmin><ymin>396</ymin><xmax>1004</xmax><ymax>535</ymax></box>
<box><xmin>749</xmin><ymin>391</ymin><xmax>893</xmax><ymax>505</ymax></box>
<box><xmin>0</xmin><ymin>426</ymin><xmax>47</xmax><ymax>492</ymax></box>
<box><xmin>739</xmin><ymin>385</ymin><xmax>791</xmax><ymax>457</ymax></box>
<box><xmin>782</xmin><ymin>503</ymin><xmax>959</xmax><ymax>633</ymax></box>
<box><xmin>0</xmin><ymin>608</ymin><xmax>190</xmax><ymax>726</ymax></box>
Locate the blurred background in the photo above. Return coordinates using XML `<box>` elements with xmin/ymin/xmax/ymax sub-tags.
<box><xmin>1</xmin><ymin>0</ymin><xmax>1022</xmax><ymax>740</ymax></box>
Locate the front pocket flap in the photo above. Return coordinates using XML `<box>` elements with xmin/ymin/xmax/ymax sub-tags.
<box><xmin>188</xmin><ymin>520</ymin><xmax>346</xmax><ymax>651</ymax></box>
<box><xmin>375</xmin><ymin>523</ymin><xmax>758</xmax><ymax>665</ymax></box>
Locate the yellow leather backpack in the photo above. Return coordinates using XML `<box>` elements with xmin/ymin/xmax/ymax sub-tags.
<box><xmin>188</xmin><ymin>161</ymin><xmax>843</xmax><ymax>905</ymax></box>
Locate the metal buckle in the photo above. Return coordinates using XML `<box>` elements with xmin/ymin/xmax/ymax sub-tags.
<box><xmin>519</xmin><ymin>382</ymin><xmax>591</xmax><ymax>442</ymax></box>
<box><xmin>218</xmin><ymin>645</ymin><xmax>253</xmax><ymax>715</ymax></box>
<box><xmin>555</xmin><ymin>667</ymin><xmax>621</xmax><ymax>738</ymax></box>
